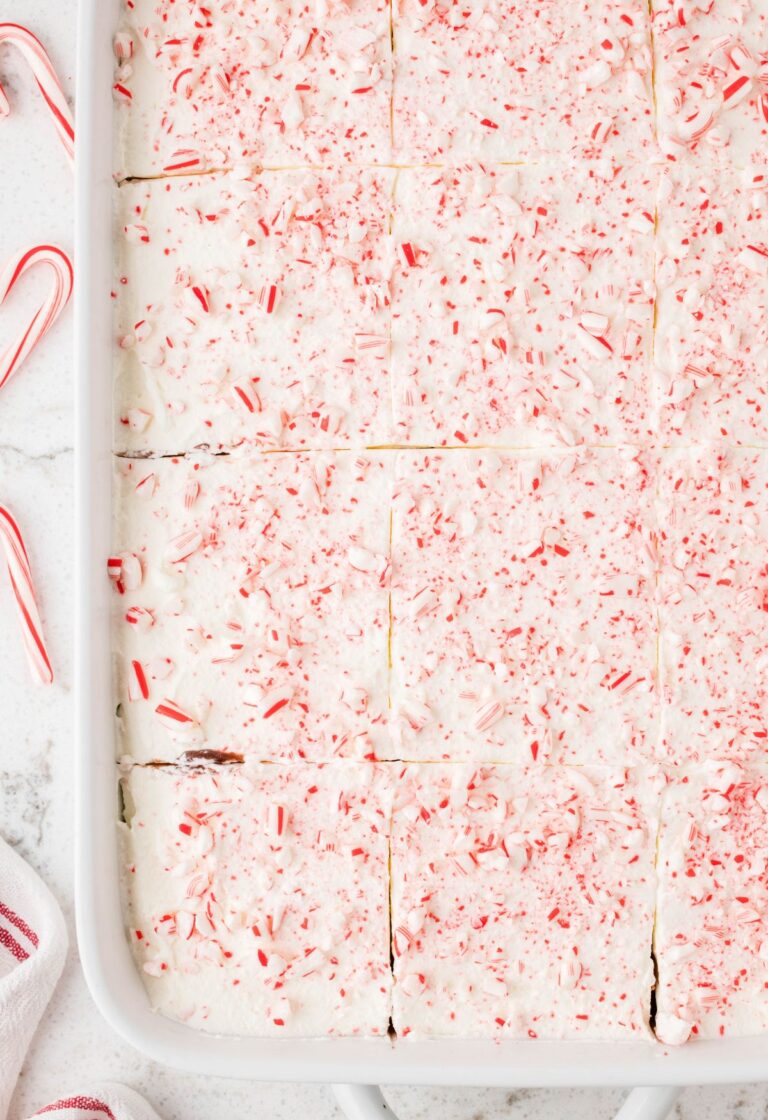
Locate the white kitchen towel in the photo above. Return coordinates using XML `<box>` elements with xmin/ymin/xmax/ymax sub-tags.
<box><xmin>0</xmin><ymin>836</ymin><xmax>160</xmax><ymax>1120</ymax></box>
<box><xmin>0</xmin><ymin>835</ymin><xmax>66</xmax><ymax>1116</ymax></box>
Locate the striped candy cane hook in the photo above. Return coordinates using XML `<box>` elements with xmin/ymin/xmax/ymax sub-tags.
<box><xmin>0</xmin><ymin>245</ymin><xmax>73</xmax><ymax>393</ymax></box>
<box><xmin>0</xmin><ymin>23</ymin><xmax>74</xmax><ymax>165</ymax></box>
<box><xmin>0</xmin><ymin>506</ymin><xmax>53</xmax><ymax>684</ymax></box>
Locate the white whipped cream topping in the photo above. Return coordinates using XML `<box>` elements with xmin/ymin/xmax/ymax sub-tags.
<box><xmin>655</xmin><ymin>760</ymin><xmax>768</xmax><ymax>1042</ymax></box>
<box><xmin>115</xmin><ymin>0</ymin><xmax>393</xmax><ymax>176</ymax></box>
<box><xmin>659</xmin><ymin>447</ymin><xmax>768</xmax><ymax>761</ymax></box>
<box><xmin>113</xmin><ymin>451</ymin><xmax>392</xmax><ymax>763</ymax></box>
<box><xmin>115</xmin><ymin>168</ymin><xmax>394</xmax><ymax>454</ymax></box>
<box><xmin>393</xmin><ymin>0</ymin><xmax>654</xmax><ymax>163</ymax></box>
<box><xmin>391</xmin><ymin>762</ymin><xmax>662</xmax><ymax>1039</ymax></box>
<box><xmin>123</xmin><ymin>761</ymin><xmax>393</xmax><ymax>1036</ymax></box>
<box><xmin>653</xmin><ymin>0</ymin><xmax>768</xmax><ymax>168</ymax></box>
<box><xmin>391</xmin><ymin>448</ymin><xmax>657</xmax><ymax>765</ymax></box>
<box><xmin>392</xmin><ymin>162</ymin><xmax>657</xmax><ymax>447</ymax></box>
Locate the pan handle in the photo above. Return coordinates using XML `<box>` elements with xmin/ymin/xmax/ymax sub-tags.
<box><xmin>332</xmin><ymin>1085</ymin><xmax>396</xmax><ymax>1120</ymax></box>
<box><xmin>332</xmin><ymin>1084</ymin><xmax>682</xmax><ymax>1120</ymax></box>
<box><xmin>612</xmin><ymin>1087</ymin><xmax>681</xmax><ymax>1120</ymax></box>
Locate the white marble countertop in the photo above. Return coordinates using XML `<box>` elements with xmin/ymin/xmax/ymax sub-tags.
<box><xmin>0</xmin><ymin>3</ymin><xmax>766</xmax><ymax>1119</ymax></box>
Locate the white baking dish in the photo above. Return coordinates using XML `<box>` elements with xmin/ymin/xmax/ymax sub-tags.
<box><xmin>73</xmin><ymin>1</ymin><xmax>768</xmax><ymax>1113</ymax></box>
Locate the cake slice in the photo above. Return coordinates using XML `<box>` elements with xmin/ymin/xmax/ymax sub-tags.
<box><xmin>123</xmin><ymin>761</ymin><xmax>393</xmax><ymax>1037</ymax></box>
<box><xmin>115</xmin><ymin>0</ymin><xmax>393</xmax><ymax>176</ymax></box>
<box><xmin>655</xmin><ymin>761</ymin><xmax>768</xmax><ymax>1043</ymax></box>
<box><xmin>392</xmin><ymin>0</ymin><xmax>654</xmax><ymax>163</ymax></box>
<box><xmin>113</xmin><ymin>451</ymin><xmax>392</xmax><ymax>763</ymax></box>
<box><xmin>116</xmin><ymin>168</ymin><xmax>394</xmax><ymax>454</ymax></box>
<box><xmin>390</xmin><ymin>449</ymin><xmax>657</xmax><ymax>764</ymax></box>
<box><xmin>391</xmin><ymin>162</ymin><xmax>657</xmax><ymax>447</ymax></box>
<box><xmin>653</xmin><ymin>0</ymin><xmax>768</xmax><ymax>168</ymax></box>
<box><xmin>391</xmin><ymin>763</ymin><xmax>661</xmax><ymax>1039</ymax></box>
<box><xmin>654</xmin><ymin>169</ymin><xmax>768</xmax><ymax>443</ymax></box>
<box><xmin>658</xmin><ymin>447</ymin><xmax>768</xmax><ymax>763</ymax></box>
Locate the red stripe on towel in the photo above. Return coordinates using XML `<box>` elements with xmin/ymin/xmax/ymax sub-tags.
<box><xmin>0</xmin><ymin>898</ymin><xmax>39</xmax><ymax>947</ymax></box>
<box><xmin>0</xmin><ymin>924</ymin><xmax>29</xmax><ymax>961</ymax></box>
<box><xmin>36</xmin><ymin>1100</ymin><xmax>117</xmax><ymax>1120</ymax></box>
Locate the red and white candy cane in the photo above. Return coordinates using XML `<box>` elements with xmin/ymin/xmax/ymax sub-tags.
<box><xmin>0</xmin><ymin>505</ymin><xmax>53</xmax><ymax>684</ymax></box>
<box><xmin>0</xmin><ymin>23</ymin><xmax>74</xmax><ymax>165</ymax></box>
<box><xmin>0</xmin><ymin>245</ymin><xmax>73</xmax><ymax>393</ymax></box>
